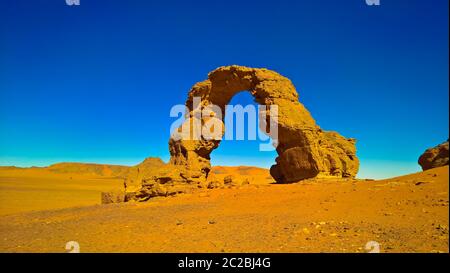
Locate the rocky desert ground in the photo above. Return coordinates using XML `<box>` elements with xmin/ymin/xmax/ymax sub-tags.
<box><xmin>0</xmin><ymin>163</ymin><xmax>448</xmax><ymax>253</ymax></box>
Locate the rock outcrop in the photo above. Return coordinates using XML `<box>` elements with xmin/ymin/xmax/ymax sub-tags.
<box><xmin>123</xmin><ymin>157</ymin><xmax>198</xmax><ymax>201</ymax></box>
<box><xmin>418</xmin><ymin>140</ymin><xmax>449</xmax><ymax>171</ymax></box>
<box><xmin>125</xmin><ymin>65</ymin><xmax>359</xmax><ymax>201</ymax></box>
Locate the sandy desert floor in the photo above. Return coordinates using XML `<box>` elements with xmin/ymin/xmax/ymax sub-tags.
<box><xmin>0</xmin><ymin>165</ymin><xmax>448</xmax><ymax>253</ymax></box>
<box><xmin>0</xmin><ymin>167</ymin><xmax>124</xmax><ymax>216</ymax></box>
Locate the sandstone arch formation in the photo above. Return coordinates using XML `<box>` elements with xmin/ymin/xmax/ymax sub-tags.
<box><xmin>126</xmin><ymin>65</ymin><xmax>359</xmax><ymax>200</ymax></box>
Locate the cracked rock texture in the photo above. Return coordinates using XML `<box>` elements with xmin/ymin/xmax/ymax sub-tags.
<box><xmin>419</xmin><ymin>140</ymin><xmax>449</xmax><ymax>171</ymax></box>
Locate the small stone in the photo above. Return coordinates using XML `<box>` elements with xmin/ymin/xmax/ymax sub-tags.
<box><xmin>436</xmin><ymin>224</ymin><xmax>448</xmax><ymax>230</ymax></box>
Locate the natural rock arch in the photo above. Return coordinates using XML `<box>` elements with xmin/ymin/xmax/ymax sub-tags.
<box><xmin>126</xmin><ymin>65</ymin><xmax>359</xmax><ymax>200</ymax></box>
<box><xmin>169</xmin><ymin>65</ymin><xmax>359</xmax><ymax>183</ymax></box>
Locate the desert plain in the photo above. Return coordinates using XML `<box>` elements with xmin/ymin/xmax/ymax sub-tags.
<box><xmin>0</xmin><ymin>162</ymin><xmax>448</xmax><ymax>253</ymax></box>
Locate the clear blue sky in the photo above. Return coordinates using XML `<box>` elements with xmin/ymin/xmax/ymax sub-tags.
<box><xmin>0</xmin><ymin>0</ymin><xmax>448</xmax><ymax>179</ymax></box>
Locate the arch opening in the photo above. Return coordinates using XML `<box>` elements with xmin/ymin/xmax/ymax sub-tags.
<box><xmin>209</xmin><ymin>90</ymin><xmax>278</xmax><ymax>171</ymax></box>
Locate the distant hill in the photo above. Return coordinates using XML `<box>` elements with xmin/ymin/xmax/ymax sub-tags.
<box><xmin>0</xmin><ymin>159</ymin><xmax>270</xmax><ymax>181</ymax></box>
<box><xmin>211</xmin><ymin>166</ymin><xmax>270</xmax><ymax>176</ymax></box>
<box><xmin>47</xmin><ymin>162</ymin><xmax>130</xmax><ymax>177</ymax></box>
<box><xmin>210</xmin><ymin>165</ymin><xmax>273</xmax><ymax>185</ymax></box>
<box><xmin>0</xmin><ymin>163</ymin><xmax>128</xmax><ymax>179</ymax></box>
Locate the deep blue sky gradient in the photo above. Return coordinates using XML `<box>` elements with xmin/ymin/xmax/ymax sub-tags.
<box><xmin>0</xmin><ymin>0</ymin><xmax>448</xmax><ymax>178</ymax></box>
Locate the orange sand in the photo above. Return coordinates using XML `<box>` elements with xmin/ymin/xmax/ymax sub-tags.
<box><xmin>0</xmin><ymin>165</ymin><xmax>447</xmax><ymax>253</ymax></box>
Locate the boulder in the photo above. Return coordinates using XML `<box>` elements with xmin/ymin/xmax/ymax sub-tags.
<box><xmin>207</xmin><ymin>180</ymin><xmax>223</xmax><ymax>189</ymax></box>
<box><xmin>418</xmin><ymin>140</ymin><xmax>449</xmax><ymax>171</ymax></box>
<box><xmin>128</xmin><ymin>162</ymin><xmax>202</xmax><ymax>201</ymax></box>
<box><xmin>101</xmin><ymin>190</ymin><xmax>125</xmax><ymax>204</ymax></box>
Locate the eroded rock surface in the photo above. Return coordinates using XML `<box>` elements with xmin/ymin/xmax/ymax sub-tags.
<box><xmin>126</xmin><ymin>65</ymin><xmax>359</xmax><ymax>200</ymax></box>
<box><xmin>418</xmin><ymin>140</ymin><xmax>449</xmax><ymax>171</ymax></box>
